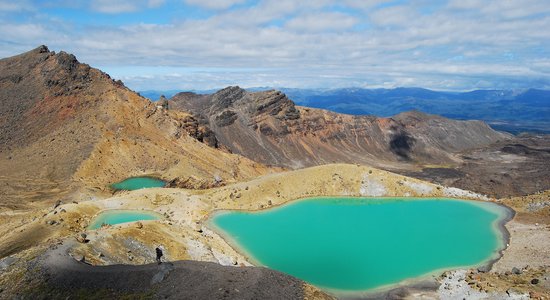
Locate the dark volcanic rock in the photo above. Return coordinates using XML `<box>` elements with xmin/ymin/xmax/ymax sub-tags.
<box><xmin>215</xmin><ymin>110</ymin><xmax>238</xmax><ymax>127</ymax></box>
<box><xmin>157</xmin><ymin>96</ymin><xmax>169</xmax><ymax>109</ymax></box>
<box><xmin>212</xmin><ymin>86</ymin><xmax>246</xmax><ymax>109</ymax></box>
<box><xmin>477</xmin><ymin>265</ymin><xmax>491</xmax><ymax>273</ymax></box>
<box><xmin>389</xmin><ymin>130</ymin><xmax>416</xmax><ymax>160</ymax></box>
<box><xmin>404</xmin><ymin>134</ymin><xmax>550</xmax><ymax>197</ymax></box>
<box><xmin>179</xmin><ymin>115</ymin><xmax>219</xmax><ymax>147</ymax></box>
<box><xmin>166</xmin><ymin>176</ymin><xmax>224</xmax><ymax>189</ymax></box>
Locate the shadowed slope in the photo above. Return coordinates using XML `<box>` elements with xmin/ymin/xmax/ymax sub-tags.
<box><xmin>20</xmin><ymin>241</ymin><xmax>332</xmax><ymax>300</ymax></box>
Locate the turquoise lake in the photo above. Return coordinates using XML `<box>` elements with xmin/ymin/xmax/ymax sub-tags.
<box><xmin>110</xmin><ymin>177</ymin><xmax>166</xmax><ymax>191</ymax></box>
<box><xmin>88</xmin><ymin>210</ymin><xmax>162</xmax><ymax>229</ymax></box>
<box><xmin>212</xmin><ymin>197</ymin><xmax>508</xmax><ymax>292</ymax></box>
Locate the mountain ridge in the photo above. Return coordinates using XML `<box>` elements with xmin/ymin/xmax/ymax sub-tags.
<box><xmin>169</xmin><ymin>86</ymin><xmax>510</xmax><ymax>167</ymax></box>
<box><xmin>169</xmin><ymin>86</ymin><xmax>550</xmax><ymax>197</ymax></box>
<box><xmin>0</xmin><ymin>46</ymin><xmax>273</xmax><ymax>210</ymax></box>
<box><xmin>144</xmin><ymin>86</ymin><xmax>550</xmax><ymax>134</ymax></box>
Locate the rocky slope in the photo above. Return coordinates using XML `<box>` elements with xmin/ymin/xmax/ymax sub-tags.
<box><xmin>404</xmin><ymin>134</ymin><xmax>550</xmax><ymax>197</ymax></box>
<box><xmin>0</xmin><ymin>47</ymin><xmax>272</xmax><ymax>210</ymax></box>
<box><xmin>170</xmin><ymin>86</ymin><xmax>510</xmax><ymax>169</ymax></box>
<box><xmin>167</xmin><ymin>87</ymin><xmax>550</xmax><ymax>197</ymax></box>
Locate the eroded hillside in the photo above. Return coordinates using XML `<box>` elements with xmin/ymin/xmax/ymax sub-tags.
<box><xmin>170</xmin><ymin>87</ymin><xmax>510</xmax><ymax>169</ymax></box>
<box><xmin>169</xmin><ymin>87</ymin><xmax>550</xmax><ymax>197</ymax></box>
<box><xmin>0</xmin><ymin>47</ymin><xmax>273</xmax><ymax>210</ymax></box>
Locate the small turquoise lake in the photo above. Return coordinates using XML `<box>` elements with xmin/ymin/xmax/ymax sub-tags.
<box><xmin>88</xmin><ymin>210</ymin><xmax>162</xmax><ymax>229</ymax></box>
<box><xmin>212</xmin><ymin>197</ymin><xmax>509</xmax><ymax>293</ymax></box>
<box><xmin>110</xmin><ymin>177</ymin><xmax>166</xmax><ymax>191</ymax></box>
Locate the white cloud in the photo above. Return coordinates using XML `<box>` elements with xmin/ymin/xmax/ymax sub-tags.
<box><xmin>148</xmin><ymin>0</ymin><xmax>165</xmax><ymax>8</ymax></box>
<box><xmin>448</xmin><ymin>0</ymin><xmax>550</xmax><ymax>19</ymax></box>
<box><xmin>285</xmin><ymin>12</ymin><xmax>358</xmax><ymax>32</ymax></box>
<box><xmin>183</xmin><ymin>0</ymin><xmax>246</xmax><ymax>10</ymax></box>
<box><xmin>90</xmin><ymin>0</ymin><xmax>165</xmax><ymax>13</ymax></box>
<box><xmin>341</xmin><ymin>0</ymin><xmax>393</xmax><ymax>10</ymax></box>
<box><xmin>0</xmin><ymin>0</ymin><xmax>549</xmax><ymax>90</ymax></box>
<box><xmin>90</xmin><ymin>0</ymin><xmax>137</xmax><ymax>13</ymax></box>
<box><xmin>447</xmin><ymin>0</ymin><xmax>482</xmax><ymax>10</ymax></box>
<box><xmin>0</xmin><ymin>0</ymin><xmax>34</xmax><ymax>12</ymax></box>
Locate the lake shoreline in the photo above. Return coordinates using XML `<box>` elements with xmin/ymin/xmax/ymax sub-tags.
<box><xmin>486</xmin><ymin>202</ymin><xmax>515</xmax><ymax>271</ymax></box>
<box><xmin>207</xmin><ymin>197</ymin><xmax>516</xmax><ymax>299</ymax></box>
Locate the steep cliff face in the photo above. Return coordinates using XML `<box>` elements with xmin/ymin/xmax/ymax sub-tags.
<box><xmin>0</xmin><ymin>47</ymin><xmax>271</xmax><ymax>209</ymax></box>
<box><xmin>170</xmin><ymin>86</ymin><xmax>511</xmax><ymax>168</ymax></box>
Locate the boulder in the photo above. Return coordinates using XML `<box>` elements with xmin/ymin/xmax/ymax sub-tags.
<box><xmin>477</xmin><ymin>265</ymin><xmax>490</xmax><ymax>273</ymax></box>
<box><xmin>157</xmin><ymin>96</ymin><xmax>169</xmax><ymax>109</ymax></box>
<box><xmin>53</xmin><ymin>200</ymin><xmax>62</xmax><ymax>209</ymax></box>
<box><xmin>76</xmin><ymin>233</ymin><xmax>89</xmax><ymax>243</ymax></box>
<box><xmin>0</xmin><ymin>256</ymin><xmax>17</xmax><ymax>271</ymax></box>
<box><xmin>215</xmin><ymin>110</ymin><xmax>238</xmax><ymax>127</ymax></box>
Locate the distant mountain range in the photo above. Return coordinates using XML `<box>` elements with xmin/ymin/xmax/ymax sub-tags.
<box><xmin>141</xmin><ymin>87</ymin><xmax>550</xmax><ymax>134</ymax></box>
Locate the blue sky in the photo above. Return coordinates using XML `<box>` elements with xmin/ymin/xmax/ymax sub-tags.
<box><xmin>0</xmin><ymin>0</ymin><xmax>549</xmax><ymax>91</ymax></box>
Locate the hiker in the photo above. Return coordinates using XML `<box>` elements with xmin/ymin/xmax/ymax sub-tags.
<box><xmin>155</xmin><ymin>246</ymin><xmax>163</xmax><ymax>264</ymax></box>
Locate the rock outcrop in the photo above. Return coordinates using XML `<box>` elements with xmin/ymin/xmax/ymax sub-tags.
<box><xmin>170</xmin><ymin>86</ymin><xmax>511</xmax><ymax>168</ymax></box>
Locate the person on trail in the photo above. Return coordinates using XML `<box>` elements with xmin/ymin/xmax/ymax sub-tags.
<box><xmin>155</xmin><ymin>246</ymin><xmax>163</xmax><ymax>264</ymax></box>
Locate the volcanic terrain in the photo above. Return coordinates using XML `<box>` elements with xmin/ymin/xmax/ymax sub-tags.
<box><xmin>0</xmin><ymin>46</ymin><xmax>273</xmax><ymax>211</ymax></box>
<box><xmin>0</xmin><ymin>46</ymin><xmax>548</xmax><ymax>299</ymax></box>
<box><xmin>170</xmin><ymin>87</ymin><xmax>550</xmax><ymax>197</ymax></box>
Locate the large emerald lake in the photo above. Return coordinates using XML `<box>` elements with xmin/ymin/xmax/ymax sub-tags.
<box><xmin>212</xmin><ymin>197</ymin><xmax>509</xmax><ymax>292</ymax></box>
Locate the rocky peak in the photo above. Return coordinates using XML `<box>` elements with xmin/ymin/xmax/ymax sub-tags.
<box><xmin>211</xmin><ymin>86</ymin><xmax>247</xmax><ymax>109</ymax></box>
<box><xmin>55</xmin><ymin>51</ymin><xmax>80</xmax><ymax>73</ymax></box>
<box><xmin>0</xmin><ymin>46</ymin><xmax>132</xmax><ymax>150</ymax></box>
<box><xmin>1</xmin><ymin>46</ymin><xmax>54</xmax><ymax>76</ymax></box>
<box><xmin>157</xmin><ymin>96</ymin><xmax>169</xmax><ymax>109</ymax></box>
<box><xmin>36</xmin><ymin>45</ymin><xmax>50</xmax><ymax>54</ymax></box>
<box><xmin>18</xmin><ymin>45</ymin><xmax>52</xmax><ymax>58</ymax></box>
<box><xmin>251</xmin><ymin>90</ymin><xmax>300</xmax><ymax>120</ymax></box>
